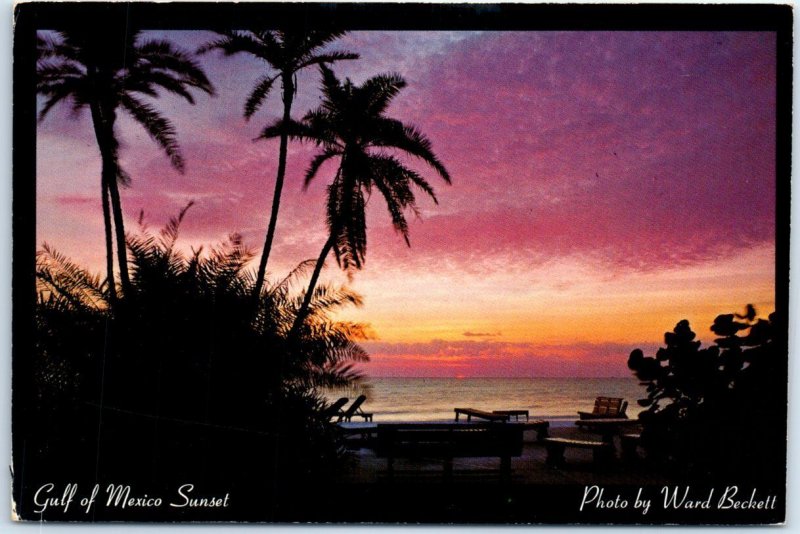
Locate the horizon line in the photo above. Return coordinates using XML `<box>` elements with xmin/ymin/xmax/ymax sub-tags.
<box><xmin>359</xmin><ymin>376</ymin><xmax>635</xmax><ymax>379</ymax></box>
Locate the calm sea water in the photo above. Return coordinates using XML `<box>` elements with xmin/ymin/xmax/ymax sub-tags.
<box><xmin>324</xmin><ymin>377</ymin><xmax>645</xmax><ymax>423</ymax></box>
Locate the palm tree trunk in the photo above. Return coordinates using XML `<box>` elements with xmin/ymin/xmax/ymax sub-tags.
<box><xmin>253</xmin><ymin>74</ymin><xmax>294</xmax><ymax>299</ymax></box>
<box><xmin>89</xmin><ymin>100</ymin><xmax>131</xmax><ymax>297</ymax></box>
<box><xmin>105</xmin><ymin>166</ymin><xmax>131</xmax><ymax>296</ymax></box>
<box><xmin>101</xmin><ymin>176</ymin><xmax>117</xmax><ymax>304</ymax></box>
<box><xmin>90</xmin><ymin>100</ymin><xmax>121</xmax><ymax>304</ymax></box>
<box><xmin>290</xmin><ymin>234</ymin><xmax>334</xmax><ymax>339</ymax></box>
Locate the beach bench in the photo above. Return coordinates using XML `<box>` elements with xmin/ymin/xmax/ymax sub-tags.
<box><xmin>374</xmin><ymin>423</ymin><xmax>524</xmax><ymax>481</ymax></box>
<box><xmin>492</xmin><ymin>409</ymin><xmax>529</xmax><ymax>421</ymax></box>
<box><xmin>454</xmin><ymin>407</ymin><xmax>510</xmax><ymax>422</ymax></box>
<box><xmin>577</xmin><ymin>397</ymin><xmax>628</xmax><ymax>420</ymax></box>
<box><xmin>543</xmin><ymin>437</ymin><xmax>614</xmax><ymax>467</ymax></box>
<box><xmin>340</xmin><ymin>395</ymin><xmax>373</xmax><ymax>422</ymax></box>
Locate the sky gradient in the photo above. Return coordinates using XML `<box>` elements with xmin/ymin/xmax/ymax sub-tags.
<box><xmin>36</xmin><ymin>31</ymin><xmax>777</xmax><ymax>377</ymax></box>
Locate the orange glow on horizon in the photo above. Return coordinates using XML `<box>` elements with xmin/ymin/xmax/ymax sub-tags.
<box><xmin>331</xmin><ymin>244</ymin><xmax>775</xmax><ymax>377</ymax></box>
<box><xmin>335</xmin><ymin>245</ymin><xmax>775</xmax><ymax>343</ymax></box>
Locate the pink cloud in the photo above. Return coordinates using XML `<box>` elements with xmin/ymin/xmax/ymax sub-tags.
<box><xmin>37</xmin><ymin>30</ymin><xmax>777</xmax><ymax>304</ymax></box>
<box><xmin>463</xmin><ymin>331</ymin><xmax>502</xmax><ymax>338</ymax></box>
<box><xmin>331</xmin><ymin>31</ymin><xmax>776</xmax><ymax>274</ymax></box>
<box><xmin>55</xmin><ymin>195</ymin><xmax>95</xmax><ymax>206</ymax></box>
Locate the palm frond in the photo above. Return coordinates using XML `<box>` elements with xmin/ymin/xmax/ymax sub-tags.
<box><xmin>36</xmin><ymin>244</ymin><xmax>107</xmax><ymax>311</ymax></box>
<box><xmin>291</xmin><ymin>29</ymin><xmax>349</xmax><ymax>58</ymax></box>
<box><xmin>358</xmin><ymin>72</ymin><xmax>406</xmax><ymax>116</ymax></box>
<box><xmin>37</xmin><ymin>82</ymin><xmax>80</xmax><ymax>121</ymax></box>
<box><xmin>269</xmin><ymin>259</ymin><xmax>317</xmax><ymax>295</ymax></box>
<box><xmin>258</xmin><ymin>117</ymin><xmax>321</xmax><ymax>144</ymax></box>
<box><xmin>196</xmin><ymin>30</ymin><xmax>269</xmax><ymax>60</ymax></box>
<box><xmin>370</xmin><ymin>120</ymin><xmax>452</xmax><ymax>183</ymax></box>
<box><xmin>308</xmin><ymin>284</ymin><xmax>364</xmax><ymax>316</ymax></box>
<box><xmin>119</xmin><ymin>94</ymin><xmax>184</xmax><ymax>172</ymax></box>
<box><xmin>243</xmin><ymin>74</ymin><xmax>278</xmax><ymax>119</ymax></box>
<box><xmin>36</xmin><ymin>32</ymin><xmax>61</xmax><ymax>59</ymax></box>
<box><xmin>368</xmin><ymin>159</ymin><xmax>417</xmax><ymax>246</ymax></box>
<box><xmin>134</xmin><ymin>39</ymin><xmax>215</xmax><ymax>97</ymax></box>
<box><xmin>126</xmin><ymin>70</ymin><xmax>196</xmax><ymax>104</ymax></box>
<box><xmin>295</xmin><ymin>51</ymin><xmax>359</xmax><ymax>72</ymax></box>
<box><xmin>200</xmin><ymin>233</ymin><xmax>256</xmax><ymax>294</ymax></box>
<box><xmin>36</xmin><ymin>31</ymin><xmax>81</xmax><ymax>63</ymax></box>
<box><xmin>159</xmin><ymin>200</ymin><xmax>195</xmax><ymax>252</ymax></box>
<box><xmin>330</xmin><ymin>196</ymin><xmax>367</xmax><ymax>271</ymax></box>
<box><xmin>303</xmin><ymin>149</ymin><xmax>340</xmax><ymax>189</ymax></box>
<box><xmin>36</xmin><ymin>60</ymin><xmax>84</xmax><ymax>81</ymax></box>
<box><xmin>372</xmin><ymin>153</ymin><xmax>436</xmax><ymax>201</ymax></box>
<box><xmin>299</xmin><ymin>109</ymin><xmax>340</xmax><ymax>146</ymax></box>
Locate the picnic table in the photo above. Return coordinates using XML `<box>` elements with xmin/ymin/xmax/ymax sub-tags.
<box><xmin>374</xmin><ymin>422</ymin><xmax>524</xmax><ymax>481</ymax></box>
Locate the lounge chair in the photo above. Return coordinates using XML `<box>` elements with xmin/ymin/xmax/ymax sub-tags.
<box><xmin>322</xmin><ymin>397</ymin><xmax>349</xmax><ymax>421</ymax></box>
<box><xmin>339</xmin><ymin>394</ymin><xmax>373</xmax><ymax>422</ymax></box>
<box><xmin>577</xmin><ymin>397</ymin><xmax>628</xmax><ymax>420</ymax></box>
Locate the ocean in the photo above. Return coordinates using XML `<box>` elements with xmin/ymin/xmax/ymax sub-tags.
<box><xmin>324</xmin><ymin>377</ymin><xmax>646</xmax><ymax>423</ymax></box>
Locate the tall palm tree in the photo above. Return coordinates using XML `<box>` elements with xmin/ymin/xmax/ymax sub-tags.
<box><xmin>36</xmin><ymin>25</ymin><xmax>214</xmax><ymax>300</ymax></box>
<box><xmin>263</xmin><ymin>65</ymin><xmax>451</xmax><ymax>336</ymax></box>
<box><xmin>198</xmin><ymin>29</ymin><xmax>358</xmax><ymax>299</ymax></box>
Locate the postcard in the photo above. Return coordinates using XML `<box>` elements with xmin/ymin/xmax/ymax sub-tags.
<box><xmin>12</xmin><ymin>2</ymin><xmax>790</xmax><ymax>524</ymax></box>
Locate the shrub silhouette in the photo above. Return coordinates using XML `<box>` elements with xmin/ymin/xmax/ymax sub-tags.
<box><xmin>628</xmin><ymin>305</ymin><xmax>783</xmax><ymax>483</ymax></box>
<box><xmin>24</xmin><ymin>206</ymin><xmax>369</xmax><ymax>519</ymax></box>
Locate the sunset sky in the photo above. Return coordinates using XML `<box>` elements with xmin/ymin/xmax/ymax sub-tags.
<box><xmin>36</xmin><ymin>30</ymin><xmax>777</xmax><ymax>377</ymax></box>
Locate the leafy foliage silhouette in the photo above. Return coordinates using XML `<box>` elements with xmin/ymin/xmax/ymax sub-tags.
<box><xmin>27</xmin><ymin>207</ymin><xmax>369</xmax><ymax>518</ymax></box>
<box><xmin>627</xmin><ymin>305</ymin><xmax>783</xmax><ymax>483</ymax></box>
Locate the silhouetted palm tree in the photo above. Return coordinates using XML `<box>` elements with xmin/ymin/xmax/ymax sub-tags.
<box><xmin>37</xmin><ymin>26</ymin><xmax>214</xmax><ymax>300</ymax></box>
<box><xmin>263</xmin><ymin>65</ymin><xmax>451</xmax><ymax>335</ymax></box>
<box><xmin>198</xmin><ymin>30</ymin><xmax>358</xmax><ymax>299</ymax></box>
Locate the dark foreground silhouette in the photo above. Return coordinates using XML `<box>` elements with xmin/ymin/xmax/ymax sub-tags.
<box><xmin>18</xmin><ymin>212</ymin><xmax>370</xmax><ymax>521</ymax></box>
<box><xmin>14</xmin><ymin>210</ymin><xmax>786</xmax><ymax>523</ymax></box>
<box><xmin>628</xmin><ymin>305</ymin><xmax>785</xmax><ymax>486</ymax></box>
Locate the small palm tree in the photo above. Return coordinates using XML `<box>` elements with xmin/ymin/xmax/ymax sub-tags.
<box><xmin>123</xmin><ymin>205</ymin><xmax>369</xmax><ymax>390</ymax></box>
<box><xmin>32</xmin><ymin>210</ymin><xmax>370</xmax><ymax>500</ymax></box>
<box><xmin>37</xmin><ymin>25</ymin><xmax>214</xmax><ymax>300</ymax></box>
<box><xmin>264</xmin><ymin>65</ymin><xmax>451</xmax><ymax>335</ymax></box>
<box><xmin>198</xmin><ymin>29</ymin><xmax>358</xmax><ymax>299</ymax></box>
<box><xmin>35</xmin><ymin>207</ymin><xmax>369</xmax><ymax>395</ymax></box>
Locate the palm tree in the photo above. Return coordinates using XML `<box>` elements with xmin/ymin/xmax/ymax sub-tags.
<box><xmin>36</xmin><ymin>25</ymin><xmax>214</xmax><ymax>301</ymax></box>
<box><xmin>198</xmin><ymin>29</ymin><xmax>358</xmax><ymax>299</ymax></box>
<box><xmin>263</xmin><ymin>65</ymin><xmax>451</xmax><ymax>336</ymax></box>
